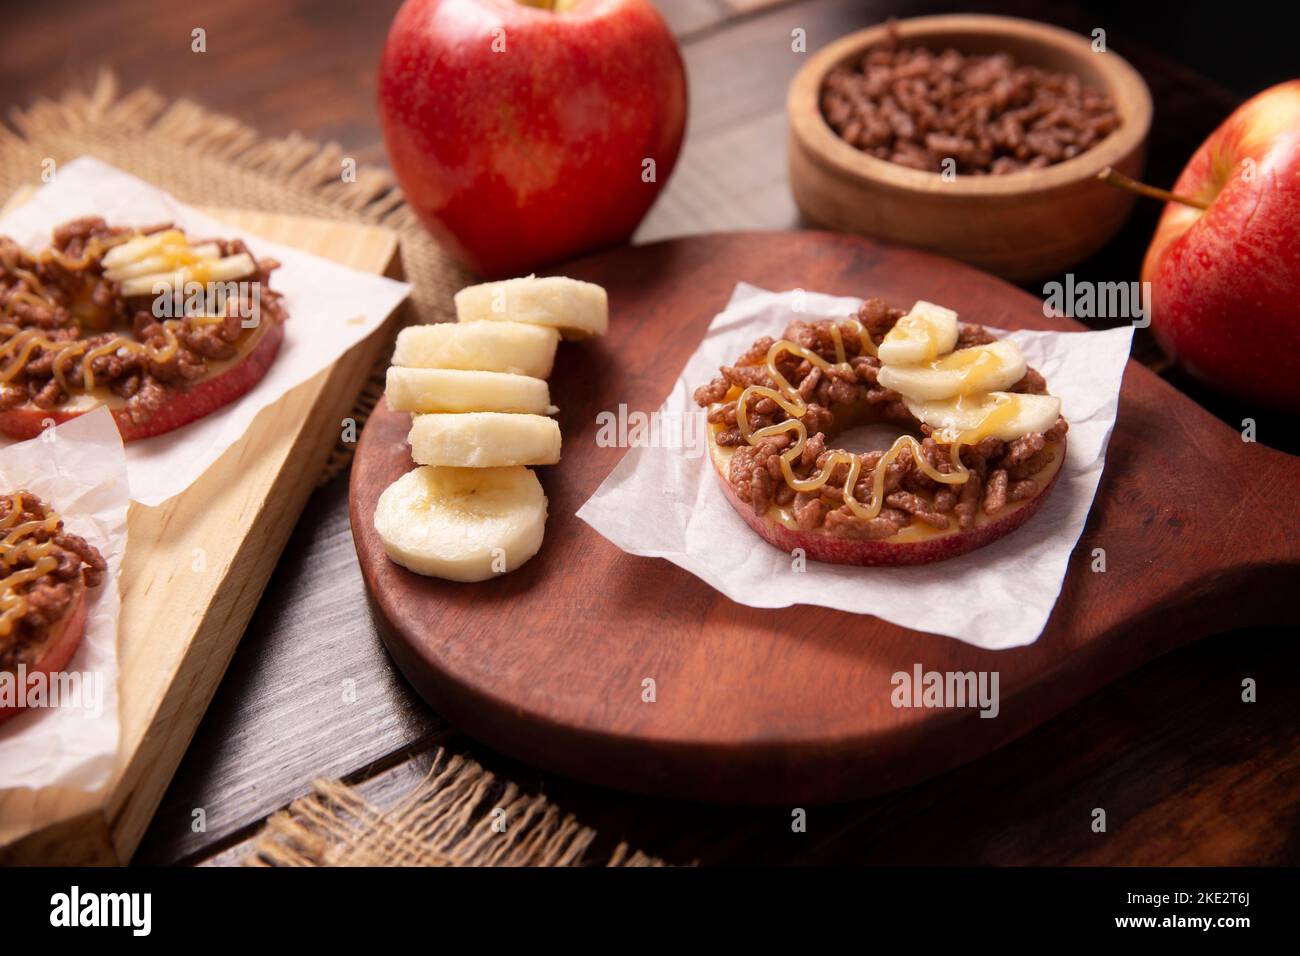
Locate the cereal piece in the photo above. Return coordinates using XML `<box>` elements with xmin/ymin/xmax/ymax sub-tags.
<box><xmin>694</xmin><ymin>377</ymin><xmax>729</xmax><ymax>406</ymax></box>
<box><xmin>1007</xmin><ymin>449</ymin><xmax>1056</xmax><ymax>480</ymax></box>
<box><xmin>1009</xmin><ymin>478</ymin><xmax>1038</xmax><ymax>501</ymax></box>
<box><xmin>1012</xmin><ymin>368</ymin><xmax>1048</xmax><ymax>394</ymax></box>
<box><xmin>1001</xmin><ymin>432</ymin><xmax>1046</xmax><ymax>467</ymax></box>
<box><xmin>793</xmin><ymin>493</ymin><xmax>825</xmax><ymax>530</ymax></box>
<box><xmin>983</xmin><ymin>468</ymin><xmax>1009</xmax><ymax>514</ymax></box>
<box><xmin>1044</xmin><ymin>416</ymin><xmax>1069</xmax><ymax>442</ymax></box>
<box><xmin>886</xmin><ymin>491</ymin><xmax>950</xmax><ymax>530</ymax></box>
<box><xmin>956</xmin><ymin>470</ymin><xmax>982</xmax><ymax>529</ymax></box>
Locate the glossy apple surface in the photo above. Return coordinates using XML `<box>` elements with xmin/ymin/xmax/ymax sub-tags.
<box><xmin>0</xmin><ymin>318</ymin><xmax>283</xmax><ymax>442</ymax></box>
<box><xmin>1142</xmin><ymin>80</ymin><xmax>1300</xmax><ymax>411</ymax></box>
<box><xmin>378</xmin><ymin>0</ymin><xmax>687</xmax><ymax>276</ymax></box>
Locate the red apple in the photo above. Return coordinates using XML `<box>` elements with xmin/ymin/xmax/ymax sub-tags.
<box><xmin>378</xmin><ymin>0</ymin><xmax>687</xmax><ymax>277</ymax></box>
<box><xmin>1141</xmin><ymin>80</ymin><xmax>1300</xmax><ymax>412</ymax></box>
<box><xmin>0</xmin><ymin>318</ymin><xmax>283</xmax><ymax>442</ymax></box>
<box><xmin>0</xmin><ymin>584</ymin><xmax>87</xmax><ymax>724</ymax></box>
<box><xmin>707</xmin><ymin>436</ymin><xmax>1066</xmax><ymax>567</ymax></box>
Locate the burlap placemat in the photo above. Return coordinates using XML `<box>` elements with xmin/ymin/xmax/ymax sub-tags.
<box><xmin>245</xmin><ymin>746</ymin><xmax>663</xmax><ymax>867</ymax></box>
<box><xmin>0</xmin><ymin>71</ymin><xmax>473</xmax><ymax>482</ymax></box>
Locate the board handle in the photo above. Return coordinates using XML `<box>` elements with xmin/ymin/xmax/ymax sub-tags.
<box><xmin>1092</xmin><ymin>381</ymin><xmax>1300</xmax><ymax>637</ymax></box>
<box><xmin>1202</xmin><ymin>429</ymin><xmax>1300</xmax><ymax>626</ymax></box>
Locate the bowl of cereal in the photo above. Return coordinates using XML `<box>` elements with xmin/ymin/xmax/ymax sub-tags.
<box><xmin>788</xmin><ymin>15</ymin><xmax>1152</xmax><ymax>282</ymax></box>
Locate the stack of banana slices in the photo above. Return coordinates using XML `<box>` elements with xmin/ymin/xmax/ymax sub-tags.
<box><xmin>375</xmin><ymin>276</ymin><xmax>608</xmax><ymax>582</ymax></box>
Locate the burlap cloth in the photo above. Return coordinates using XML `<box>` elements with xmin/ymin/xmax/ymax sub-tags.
<box><xmin>248</xmin><ymin>747</ymin><xmax>662</xmax><ymax>867</ymax></box>
<box><xmin>3</xmin><ymin>74</ymin><xmax>661</xmax><ymax>867</ymax></box>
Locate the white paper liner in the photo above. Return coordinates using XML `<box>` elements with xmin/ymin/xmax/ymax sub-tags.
<box><xmin>0</xmin><ymin>407</ymin><xmax>128</xmax><ymax>790</ymax></box>
<box><xmin>577</xmin><ymin>283</ymin><xmax>1133</xmax><ymax>649</ymax></box>
<box><xmin>0</xmin><ymin>156</ymin><xmax>411</xmax><ymax>505</ymax></box>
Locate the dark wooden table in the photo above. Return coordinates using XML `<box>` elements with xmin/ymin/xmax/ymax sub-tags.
<box><xmin>4</xmin><ymin>0</ymin><xmax>1295</xmax><ymax>866</ymax></box>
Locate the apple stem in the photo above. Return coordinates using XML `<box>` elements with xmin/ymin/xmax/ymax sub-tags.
<box><xmin>1098</xmin><ymin>167</ymin><xmax>1211</xmax><ymax>211</ymax></box>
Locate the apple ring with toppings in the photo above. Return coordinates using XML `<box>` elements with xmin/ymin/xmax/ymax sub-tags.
<box><xmin>694</xmin><ymin>298</ymin><xmax>1068</xmax><ymax>566</ymax></box>
<box><xmin>0</xmin><ymin>490</ymin><xmax>106</xmax><ymax>723</ymax></box>
<box><xmin>0</xmin><ymin>217</ymin><xmax>287</xmax><ymax>441</ymax></box>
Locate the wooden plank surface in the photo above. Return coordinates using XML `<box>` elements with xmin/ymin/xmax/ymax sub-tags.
<box><xmin>1</xmin><ymin>0</ymin><xmax>1291</xmax><ymax>865</ymax></box>
<box><xmin>0</xmin><ymin>207</ymin><xmax>401</xmax><ymax>863</ymax></box>
<box><xmin>203</xmin><ymin>627</ymin><xmax>1299</xmax><ymax>866</ymax></box>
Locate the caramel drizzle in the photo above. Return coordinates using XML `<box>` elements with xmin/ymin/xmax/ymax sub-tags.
<box><xmin>733</xmin><ymin>321</ymin><xmax>972</xmax><ymax>522</ymax></box>
<box><xmin>0</xmin><ymin>493</ymin><xmax>61</xmax><ymax>639</ymax></box>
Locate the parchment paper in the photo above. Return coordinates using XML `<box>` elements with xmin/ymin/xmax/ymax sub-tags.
<box><xmin>577</xmin><ymin>283</ymin><xmax>1133</xmax><ymax>649</ymax></box>
<box><xmin>0</xmin><ymin>156</ymin><xmax>411</xmax><ymax>505</ymax></box>
<box><xmin>0</xmin><ymin>407</ymin><xmax>128</xmax><ymax>790</ymax></box>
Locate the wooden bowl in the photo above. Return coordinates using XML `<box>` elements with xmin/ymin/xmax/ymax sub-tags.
<box><xmin>788</xmin><ymin>15</ymin><xmax>1153</xmax><ymax>283</ymax></box>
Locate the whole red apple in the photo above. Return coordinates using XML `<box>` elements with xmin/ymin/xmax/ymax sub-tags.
<box><xmin>378</xmin><ymin>0</ymin><xmax>687</xmax><ymax>277</ymax></box>
<box><xmin>1142</xmin><ymin>80</ymin><xmax>1300</xmax><ymax>412</ymax></box>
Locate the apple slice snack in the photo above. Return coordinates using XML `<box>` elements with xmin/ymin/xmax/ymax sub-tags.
<box><xmin>408</xmin><ymin>412</ymin><xmax>561</xmax><ymax>468</ymax></box>
<box><xmin>454</xmin><ymin>275</ymin><xmax>609</xmax><ymax>340</ymax></box>
<box><xmin>0</xmin><ymin>219</ymin><xmax>290</xmax><ymax>442</ymax></box>
<box><xmin>392</xmin><ymin>321</ymin><xmax>560</xmax><ymax>378</ymax></box>
<box><xmin>696</xmin><ymin>296</ymin><xmax>1069</xmax><ymax>565</ymax></box>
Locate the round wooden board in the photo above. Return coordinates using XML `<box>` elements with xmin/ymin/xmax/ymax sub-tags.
<box><xmin>350</xmin><ymin>231</ymin><xmax>1299</xmax><ymax>805</ymax></box>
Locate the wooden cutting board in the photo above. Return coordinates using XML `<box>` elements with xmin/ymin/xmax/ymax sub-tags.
<box><xmin>350</xmin><ymin>230</ymin><xmax>1299</xmax><ymax>806</ymax></box>
<box><xmin>0</xmin><ymin>203</ymin><xmax>402</xmax><ymax>863</ymax></box>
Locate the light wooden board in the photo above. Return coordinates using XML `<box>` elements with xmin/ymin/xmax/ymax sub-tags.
<box><xmin>0</xmin><ymin>202</ymin><xmax>402</xmax><ymax>863</ymax></box>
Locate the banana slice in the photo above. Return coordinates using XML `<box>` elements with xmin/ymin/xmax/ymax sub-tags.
<box><xmin>374</xmin><ymin>465</ymin><xmax>548</xmax><ymax>582</ymax></box>
<box><xmin>905</xmin><ymin>392</ymin><xmax>1062</xmax><ymax>444</ymax></box>
<box><xmin>393</xmin><ymin>321</ymin><xmax>560</xmax><ymax>379</ymax></box>
<box><xmin>105</xmin><ymin>242</ymin><xmax>220</xmax><ymax>280</ymax></box>
<box><xmin>115</xmin><ymin>254</ymin><xmax>256</xmax><ymax>298</ymax></box>
<box><xmin>409</xmin><ymin>413</ymin><xmax>561</xmax><ymax>467</ymax></box>
<box><xmin>878</xmin><ymin>340</ymin><xmax>1027</xmax><ymax>401</ymax></box>
<box><xmin>878</xmin><ymin>301</ymin><xmax>959</xmax><ymax>365</ymax></box>
<box><xmin>386</xmin><ymin>367</ymin><xmax>554</xmax><ymax>415</ymax></box>
<box><xmin>102</xmin><ymin>229</ymin><xmax>190</xmax><ymax>269</ymax></box>
<box><xmin>455</xmin><ymin>275</ymin><xmax>608</xmax><ymax>340</ymax></box>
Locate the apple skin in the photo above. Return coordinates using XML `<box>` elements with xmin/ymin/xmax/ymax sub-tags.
<box><xmin>710</xmin><ymin>439</ymin><xmax>1065</xmax><ymax>567</ymax></box>
<box><xmin>378</xmin><ymin>0</ymin><xmax>687</xmax><ymax>277</ymax></box>
<box><xmin>0</xmin><ymin>584</ymin><xmax>86</xmax><ymax>724</ymax></box>
<box><xmin>0</xmin><ymin>318</ymin><xmax>283</xmax><ymax>442</ymax></box>
<box><xmin>1141</xmin><ymin>80</ymin><xmax>1300</xmax><ymax>412</ymax></box>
